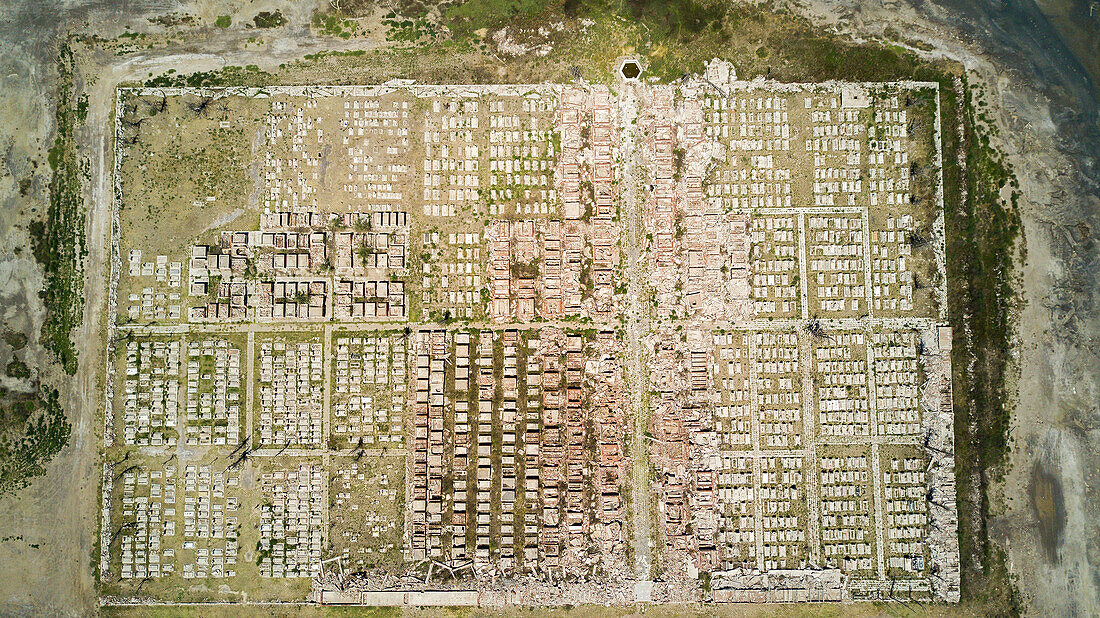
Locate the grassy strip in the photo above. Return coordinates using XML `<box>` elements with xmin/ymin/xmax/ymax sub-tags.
<box><xmin>30</xmin><ymin>43</ymin><xmax>86</xmax><ymax>375</ymax></box>
<box><xmin>946</xmin><ymin>78</ymin><xmax>1022</xmax><ymax>613</ymax></box>
<box><xmin>955</xmin><ymin>80</ymin><xmax>1021</xmax><ymax>472</ymax></box>
<box><xmin>143</xmin><ymin>64</ymin><xmax>274</xmax><ymax>88</ymax></box>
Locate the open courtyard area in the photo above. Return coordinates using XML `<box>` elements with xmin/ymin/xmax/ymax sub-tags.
<box><xmin>98</xmin><ymin>61</ymin><xmax>958</xmax><ymax>607</ymax></box>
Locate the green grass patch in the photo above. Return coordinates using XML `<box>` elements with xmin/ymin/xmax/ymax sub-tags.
<box><xmin>444</xmin><ymin>0</ymin><xmax>560</xmax><ymax>37</ymax></box>
<box><xmin>384</xmin><ymin>16</ymin><xmax>440</xmax><ymax>42</ymax></box>
<box><xmin>144</xmin><ymin>64</ymin><xmax>276</xmax><ymax>88</ymax></box>
<box><xmin>312</xmin><ymin>12</ymin><xmax>358</xmax><ymax>38</ymax></box>
<box><xmin>622</xmin><ymin>0</ymin><xmax>726</xmax><ymax>40</ymax></box>
<box><xmin>215</xmin><ymin>15</ymin><xmax>231</xmax><ymax>28</ymax></box>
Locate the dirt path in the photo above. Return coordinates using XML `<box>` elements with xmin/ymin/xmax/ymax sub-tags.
<box><xmin>618</xmin><ymin>81</ymin><xmax>653</xmax><ymax>591</ymax></box>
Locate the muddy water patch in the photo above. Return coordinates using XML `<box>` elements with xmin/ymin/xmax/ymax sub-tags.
<box><xmin>1030</xmin><ymin>463</ymin><xmax>1067</xmax><ymax>563</ymax></box>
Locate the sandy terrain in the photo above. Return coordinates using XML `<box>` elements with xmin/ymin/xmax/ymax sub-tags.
<box><xmin>0</xmin><ymin>0</ymin><xmax>1095</xmax><ymax>614</ymax></box>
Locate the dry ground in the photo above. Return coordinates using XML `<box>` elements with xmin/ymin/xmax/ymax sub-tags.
<box><xmin>0</xmin><ymin>0</ymin><xmax>1096</xmax><ymax>615</ymax></box>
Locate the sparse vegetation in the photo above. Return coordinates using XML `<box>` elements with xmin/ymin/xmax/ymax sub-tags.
<box><xmin>0</xmin><ymin>388</ymin><xmax>72</xmax><ymax>495</ymax></box>
<box><xmin>312</xmin><ymin>12</ymin><xmax>358</xmax><ymax>39</ymax></box>
<box><xmin>510</xmin><ymin>258</ymin><xmax>540</xmax><ymax>279</ymax></box>
<box><xmin>946</xmin><ymin>79</ymin><xmax>1022</xmax><ymax>613</ymax></box>
<box><xmin>150</xmin><ymin>13</ymin><xmax>196</xmax><ymax>28</ymax></box>
<box><xmin>144</xmin><ymin>64</ymin><xmax>275</xmax><ymax>88</ymax></box>
<box><xmin>31</xmin><ymin>44</ymin><xmax>85</xmax><ymax>375</ymax></box>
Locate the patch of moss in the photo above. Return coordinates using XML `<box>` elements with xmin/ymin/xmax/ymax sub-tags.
<box><xmin>2</xmin><ymin>330</ymin><xmax>27</xmax><ymax>351</ymax></box>
<box><xmin>5</xmin><ymin>359</ymin><xmax>29</xmax><ymax>379</ymax></box>
<box><xmin>253</xmin><ymin>10</ymin><xmax>287</xmax><ymax>29</ymax></box>
<box><xmin>444</xmin><ymin>0</ymin><xmax>557</xmax><ymax>37</ymax></box>
<box><xmin>311</xmin><ymin>12</ymin><xmax>358</xmax><ymax>38</ymax></box>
